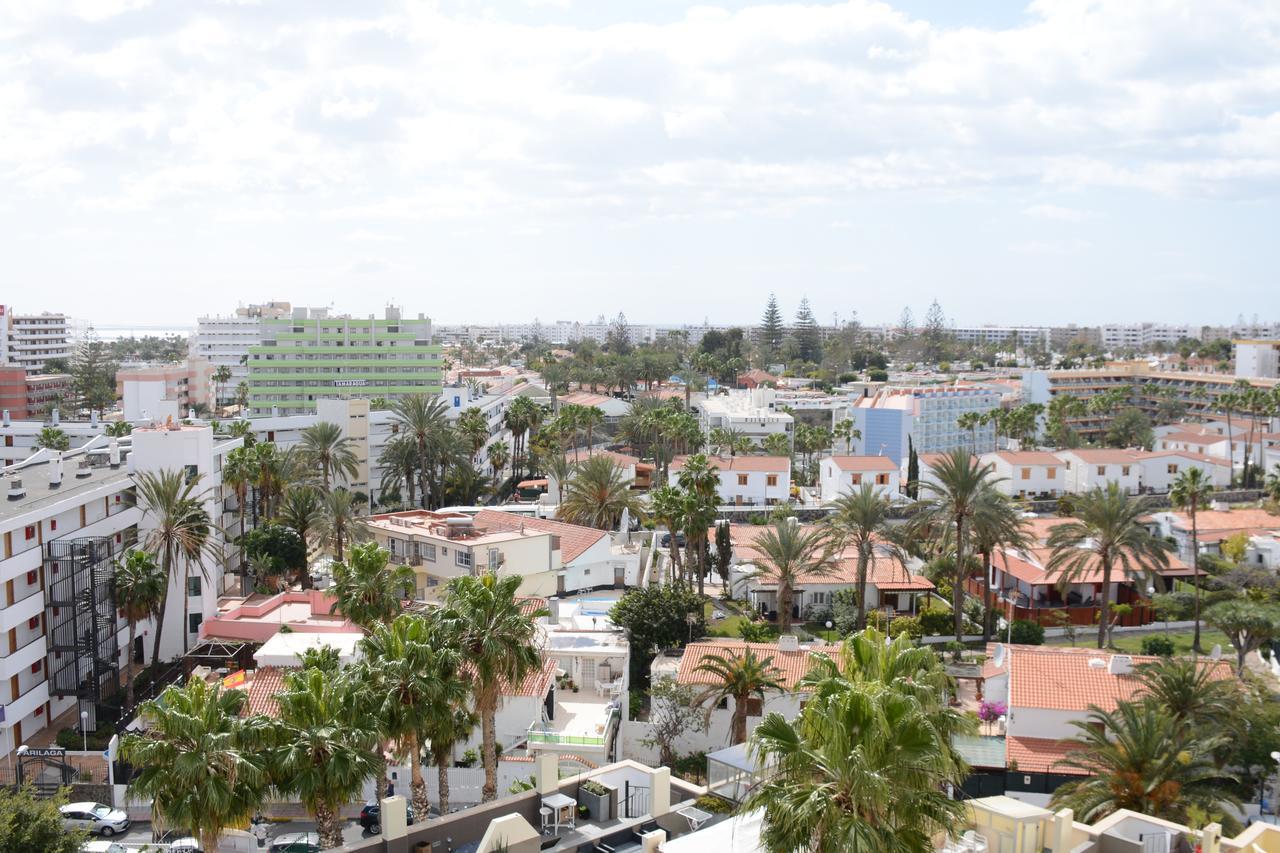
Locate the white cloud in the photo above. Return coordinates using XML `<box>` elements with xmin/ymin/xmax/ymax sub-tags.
<box><xmin>1023</xmin><ymin>203</ymin><xmax>1093</xmax><ymax>221</ymax></box>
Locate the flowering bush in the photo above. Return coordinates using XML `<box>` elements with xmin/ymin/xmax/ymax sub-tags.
<box><xmin>978</xmin><ymin>700</ymin><xmax>1007</xmax><ymax>724</ymax></box>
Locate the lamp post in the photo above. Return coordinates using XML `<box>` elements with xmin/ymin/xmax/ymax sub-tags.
<box><xmin>825</xmin><ymin>620</ymin><xmax>834</xmax><ymax>643</ymax></box>
<box><xmin>79</xmin><ymin>710</ymin><xmax>88</xmax><ymax>753</ymax></box>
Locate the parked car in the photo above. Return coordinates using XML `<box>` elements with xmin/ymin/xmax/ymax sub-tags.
<box><xmin>60</xmin><ymin>802</ymin><xmax>131</xmax><ymax>837</ymax></box>
<box><xmin>270</xmin><ymin>832</ymin><xmax>321</xmax><ymax>853</ymax></box>
<box><xmin>659</xmin><ymin>531</ymin><xmax>687</xmax><ymax>548</ymax></box>
<box><xmin>80</xmin><ymin>842</ymin><xmax>137</xmax><ymax>853</ymax></box>
<box><xmin>358</xmin><ymin>802</ymin><xmax>416</xmax><ymax>833</ymax></box>
<box><xmin>168</xmin><ymin>840</ymin><xmax>203</xmax><ymax>852</ymax></box>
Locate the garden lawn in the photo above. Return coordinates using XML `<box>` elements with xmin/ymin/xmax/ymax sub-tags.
<box><xmin>1050</xmin><ymin>628</ymin><xmax>1232</xmax><ymax>657</ymax></box>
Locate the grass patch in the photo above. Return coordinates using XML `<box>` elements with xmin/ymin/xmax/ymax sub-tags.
<box><xmin>1049</xmin><ymin>627</ymin><xmax>1231</xmax><ymax>657</ymax></box>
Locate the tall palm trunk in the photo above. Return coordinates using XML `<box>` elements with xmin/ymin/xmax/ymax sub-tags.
<box><xmin>1190</xmin><ymin>502</ymin><xmax>1202</xmax><ymax>653</ymax></box>
<box><xmin>434</xmin><ymin>749</ymin><xmax>452</xmax><ymax>815</ymax></box>
<box><xmin>855</xmin><ymin>549</ymin><xmax>870</xmax><ymax>630</ymax></box>
<box><xmin>124</xmin><ymin>620</ymin><xmax>137</xmax><ymax>709</ymax></box>
<box><xmin>181</xmin><ymin>556</ymin><xmax>192</xmax><ymax>656</ymax></box>
<box><xmin>1097</xmin><ymin>553</ymin><xmax>1112</xmax><ymax>649</ymax></box>
<box><xmin>981</xmin><ymin>549</ymin><xmax>993</xmax><ymax>643</ymax></box>
<box><xmin>731</xmin><ymin>699</ymin><xmax>748</xmax><ymax>745</ymax></box>
<box><xmin>1225</xmin><ymin>409</ymin><xmax>1236</xmax><ymax>486</ymax></box>
<box><xmin>151</xmin><ymin>543</ymin><xmax>172</xmax><ymax>665</ymax></box>
<box><xmin>407</xmin><ymin>734</ymin><xmax>430</xmax><ymax>819</ymax></box>
<box><xmin>480</xmin><ymin>692</ymin><xmax>499</xmax><ymax>802</ymax></box>
<box><xmin>952</xmin><ymin>518</ymin><xmax>967</xmax><ymax>642</ymax></box>
<box><xmin>779</xmin><ymin>580</ymin><xmax>793</xmax><ymax>634</ymax></box>
<box><xmin>316</xmin><ymin>802</ymin><xmax>343</xmax><ymax>851</ymax></box>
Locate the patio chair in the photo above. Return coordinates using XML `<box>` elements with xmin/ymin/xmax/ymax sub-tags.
<box><xmin>962</xmin><ymin>830</ymin><xmax>988</xmax><ymax>852</ymax></box>
<box><xmin>596</xmin><ymin>675</ymin><xmax>624</xmax><ymax>697</ymax></box>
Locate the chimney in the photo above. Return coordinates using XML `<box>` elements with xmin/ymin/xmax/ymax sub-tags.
<box><xmin>108</xmin><ymin>438</ymin><xmax>121</xmax><ymax>468</ymax></box>
<box><xmin>51</xmin><ymin>408</ymin><xmax>59</xmax><ymax>426</ymax></box>
<box><xmin>48</xmin><ymin>451</ymin><xmax>64</xmax><ymax>488</ymax></box>
<box><xmin>777</xmin><ymin>634</ymin><xmax>800</xmax><ymax>652</ymax></box>
<box><xmin>1108</xmin><ymin>654</ymin><xmax>1134</xmax><ymax>675</ymax></box>
<box><xmin>6</xmin><ymin>477</ymin><xmax>25</xmax><ymax>500</ymax></box>
<box><xmin>76</xmin><ymin>459</ymin><xmax>92</xmax><ymax>479</ymax></box>
<box><xmin>90</xmin><ymin>411</ymin><xmax>99</xmax><ymax>426</ymax></box>
<box><xmin>2</xmin><ymin>410</ymin><xmax>9</xmax><ymax>427</ymax></box>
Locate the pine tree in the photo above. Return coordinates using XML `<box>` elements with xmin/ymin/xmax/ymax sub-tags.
<box><xmin>906</xmin><ymin>439</ymin><xmax>919</xmax><ymax>499</ymax></box>
<box><xmin>70</xmin><ymin>326</ymin><xmax>118</xmax><ymax>416</ymax></box>
<box><xmin>895</xmin><ymin>306</ymin><xmax>916</xmax><ymax>358</ymax></box>
<box><xmin>793</xmin><ymin>297</ymin><xmax>822</xmax><ymax>364</ymax></box>
<box><xmin>921</xmin><ymin>299</ymin><xmax>950</xmax><ymax>364</ymax></box>
<box><xmin>759</xmin><ymin>294</ymin><xmax>785</xmax><ymax>365</ymax></box>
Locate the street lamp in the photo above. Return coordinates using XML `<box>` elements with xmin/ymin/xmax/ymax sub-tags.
<box><xmin>79</xmin><ymin>710</ymin><xmax>88</xmax><ymax>752</ymax></box>
<box><xmin>825</xmin><ymin>620</ymin><xmax>834</xmax><ymax>643</ymax></box>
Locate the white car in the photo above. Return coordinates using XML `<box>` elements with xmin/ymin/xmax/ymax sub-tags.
<box><xmin>61</xmin><ymin>802</ymin><xmax>131</xmax><ymax>837</ymax></box>
<box><xmin>80</xmin><ymin>842</ymin><xmax>137</xmax><ymax>853</ymax></box>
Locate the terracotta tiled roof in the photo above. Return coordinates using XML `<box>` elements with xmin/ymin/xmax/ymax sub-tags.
<box><xmin>918</xmin><ymin>453</ymin><xmax>948</xmax><ymax>468</ymax></box>
<box><xmin>1004</xmin><ymin>644</ymin><xmax>1231</xmax><ymax>713</ymax></box>
<box><xmin>564</xmin><ymin>449</ymin><xmax>640</xmax><ymax>468</ymax></box>
<box><xmin>1056</xmin><ymin>449</ymin><xmax>1141</xmax><ymax>464</ymax></box>
<box><xmin>512</xmin><ymin>656</ymin><xmax>558</xmax><ymax>698</ymax></box>
<box><xmin>1166</xmin><ymin>507</ymin><xmax>1280</xmax><ymax>538</ymax></box>
<box><xmin>992</xmin><ymin>546</ymin><xmax>1192</xmax><ymax>586</ymax></box>
<box><xmin>1142</xmin><ymin>450</ymin><xmax>1230</xmax><ymax>466</ymax></box>
<box><xmin>559</xmin><ymin>391</ymin><xmax>616</xmax><ymax>407</ymax></box>
<box><xmin>992</xmin><ymin>451</ymin><xmax>1064</xmax><ymax>466</ymax></box>
<box><xmin>748</xmin><ymin>550</ymin><xmax>933</xmax><ymax>591</ymax></box>
<box><xmin>1006</xmin><ymin>736</ymin><xmax>1086</xmax><ymax>775</ymax></box>
<box><xmin>1159</xmin><ymin>431</ymin><xmax>1229</xmax><ymax>447</ymax></box>
<box><xmin>242</xmin><ymin>667</ymin><xmax>286</xmax><ymax>718</ymax></box>
<box><xmin>828</xmin><ymin>455</ymin><xmax>898</xmax><ymax>473</ymax></box>
<box><xmin>675</xmin><ymin>640</ymin><xmax>834</xmax><ymax>691</ymax></box>
<box><xmin>518</xmin><ymin>597</ymin><xmax>550</xmax><ymax>618</ymax></box>
<box><xmin>671</xmin><ymin>455</ymin><xmax>790</xmax><ymax>473</ymax></box>
<box><xmin>473</xmin><ymin>509</ymin><xmax>608</xmax><ymax>563</ymax></box>
<box><xmin>1022</xmin><ymin>517</ymin><xmax>1073</xmax><ymax>545</ymax></box>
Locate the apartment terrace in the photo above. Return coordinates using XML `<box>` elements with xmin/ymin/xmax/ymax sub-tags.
<box><xmin>199</xmin><ymin>589</ymin><xmax>359</xmax><ymax>642</ymax></box>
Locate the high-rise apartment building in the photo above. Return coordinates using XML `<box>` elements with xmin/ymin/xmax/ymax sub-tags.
<box><xmin>0</xmin><ymin>305</ymin><xmax>73</xmax><ymax>374</ymax></box>
<box><xmin>246</xmin><ymin>306</ymin><xmax>442</xmax><ymax>416</ymax></box>
<box><xmin>193</xmin><ymin>301</ymin><xmax>296</xmax><ymax>406</ymax></box>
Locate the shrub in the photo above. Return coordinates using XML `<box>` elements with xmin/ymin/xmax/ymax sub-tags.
<box><xmin>458</xmin><ymin>748</ymin><xmax>479</xmax><ymax>768</ymax></box>
<box><xmin>1140</xmin><ymin>636</ymin><xmax>1176</xmax><ymax>657</ymax></box>
<box><xmin>944</xmin><ymin>641</ymin><xmax>966</xmax><ymax>662</ymax></box>
<box><xmin>888</xmin><ymin>615</ymin><xmax>922</xmax><ymax>640</ymax></box>
<box><xmin>918</xmin><ymin>609</ymin><xmax>953</xmax><ymax>636</ymax></box>
<box><xmin>1009</xmin><ymin>620</ymin><xmax>1045</xmax><ymax>646</ymax></box>
<box><xmin>693</xmin><ymin>795</ymin><xmax>734</xmax><ymax>814</ymax></box>
<box><xmin>867</xmin><ymin>369</ymin><xmax>889</xmax><ymax>382</ymax></box>
<box><xmin>580</xmin><ymin>780</ymin><xmax>609</xmax><ymax>796</ymax></box>
<box><xmin>671</xmin><ymin>752</ymin><xmax>707</xmax><ymax>784</ymax></box>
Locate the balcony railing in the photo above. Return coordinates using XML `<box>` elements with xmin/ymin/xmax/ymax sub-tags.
<box><xmin>527</xmin><ymin>706</ymin><xmax>618</xmax><ymax>748</ymax></box>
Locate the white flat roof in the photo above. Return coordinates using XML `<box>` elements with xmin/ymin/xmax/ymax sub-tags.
<box><xmin>253</xmin><ymin>632</ymin><xmax>362</xmax><ymax>666</ymax></box>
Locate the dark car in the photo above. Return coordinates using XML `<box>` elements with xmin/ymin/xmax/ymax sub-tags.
<box><xmin>269</xmin><ymin>833</ymin><xmax>321</xmax><ymax>853</ymax></box>
<box><xmin>659</xmin><ymin>531</ymin><xmax>686</xmax><ymax>548</ymax></box>
<box><xmin>359</xmin><ymin>802</ymin><xmax>416</xmax><ymax>834</ymax></box>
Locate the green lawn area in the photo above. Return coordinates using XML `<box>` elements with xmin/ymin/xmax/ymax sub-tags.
<box><xmin>1049</xmin><ymin>627</ymin><xmax>1232</xmax><ymax>657</ymax></box>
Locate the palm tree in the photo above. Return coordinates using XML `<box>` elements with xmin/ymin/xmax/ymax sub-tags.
<box><xmin>579</xmin><ymin>406</ymin><xmax>605</xmax><ymax>456</ymax></box>
<box><xmin>955</xmin><ymin>411</ymin><xmax>983</xmax><ymax>452</ymax></box>
<box><xmin>503</xmin><ymin>395</ymin><xmax>540</xmax><ymax>475</ymax></box>
<box><xmin>442</xmin><ymin>573</ymin><xmax>547</xmax><ymax>802</ymax></box>
<box><xmin>222</xmin><ymin>446</ymin><xmax>253</xmax><ymax>556</ymax></box>
<box><xmin>273</xmin><ymin>666</ymin><xmax>380</xmax><ymax>848</ymax></box>
<box><xmin>1135</xmin><ymin>657</ymin><xmax>1239</xmax><ymax>731</ymax></box>
<box><xmin>748</xmin><ymin>521</ymin><xmax>836</xmax><ymax>634</ymax></box>
<box><xmin>442</xmin><ymin>464</ymin><xmax>496</xmax><ymax>506</ymax></box>
<box><xmin>486</xmin><ymin>439</ymin><xmax>510</xmax><ymax>480</ymax></box>
<box><xmin>456</xmin><ymin>408</ymin><xmax>490</xmax><ymax>460</ymax></box>
<box><xmin>121</xmin><ymin>677</ymin><xmax>274</xmax><ymax>852</ymax></box>
<box><xmin>422</xmin><ymin>689</ymin><xmax>477</xmax><ymax>815</ymax></box>
<box><xmin>235</xmin><ymin>381</ymin><xmax>249</xmax><ymax>411</ymax></box>
<box><xmin>315</xmin><ymin>488</ymin><xmax>367</xmax><ymax>562</ymax></box>
<box><xmin>300</xmin><ymin>421</ymin><xmax>359</xmax><ymax>492</ymax></box>
<box><xmin>105</xmin><ymin>420</ymin><xmax>133</xmax><ymax>438</ymax></box>
<box><xmin>746</xmin><ymin>629</ymin><xmax>972</xmax><ymax>852</ymax></box>
<box><xmin>1267</xmin><ymin>463</ymin><xmax>1280</xmax><ymax>502</ymax></box>
<box><xmin>113</xmin><ymin>549</ymin><xmax>165</xmax><ymax>708</ymax></box>
<box><xmin>827</xmin><ymin>484</ymin><xmax>899</xmax><ymax>631</ymax></box>
<box><xmin>1218</xmin><ymin>389</ymin><xmax>1240</xmax><ymax>485</ymax></box>
<box><xmin>278</xmin><ymin>486</ymin><xmax>323</xmax><ymax>587</ymax></box>
<box><xmin>908</xmin><ymin>448</ymin><xmax>1001</xmax><ymax>641</ymax></box>
<box><xmin>831</xmin><ymin>420</ymin><xmax>861</xmax><ymax>455</ymax></box>
<box><xmin>544</xmin><ymin>454</ymin><xmax>575</xmax><ymax>505</ymax></box>
<box><xmin>391</xmin><ymin>394</ymin><xmax>452</xmax><ymax>508</ymax></box>
<box><xmin>1170</xmin><ymin>467</ymin><xmax>1214</xmax><ymax>651</ymax></box>
<box><xmin>36</xmin><ymin>426</ymin><xmax>69</xmax><ymax>450</ymax></box>
<box><xmin>1046</xmin><ymin>484</ymin><xmax>1172</xmax><ymax>648</ymax></box>
<box><xmin>648</xmin><ymin>485</ymin><xmax>686</xmax><ymax>582</ymax></box>
<box><xmin>557</xmin><ymin>454</ymin><xmax>645</xmax><ymax>531</ymax></box>
<box><xmin>135</xmin><ymin>469</ymin><xmax>218</xmax><ymax>661</ymax></box>
<box><xmin>970</xmin><ymin>486</ymin><xmax>1031</xmax><ymax>642</ymax></box>
<box><xmin>1051</xmin><ymin>701</ymin><xmax>1238</xmax><ymax>827</ymax></box>
<box><xmin>212</xmin><ymin>365</ymin><xmax>232</xmax><ymax>410</ymax></box>
<box><xmin>330</xmin><ymin>542</ymin><xmax>414</xmax><ymax>628</ymax></box>
<box><xmin>358</xmin><ymin>614</ymin><xmax>468</xmax><ymax>819</ymax></box>
<box><xmin>692</xmin><ymin>648</ymin><xmax>783</xmax><ymax>745</ymax></box>
<box><xmin>677</xmin><ymin>454</ymin><xmax>721</xmax><ymax>593</ymax></box>
<box><xmin>379</xmin><ymin>435</ymin><xmax>420</xmax><ymax>509</ymax></box>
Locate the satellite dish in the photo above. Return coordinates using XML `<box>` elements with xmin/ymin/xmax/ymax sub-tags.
<box><xmin>1210</xmin><ymin>644</ymin><xmax>1222</xmax><ymax>660</ymax></box>
<box><xmin>992</xmin><ymin>644</ymin><xmax>1006</xmax><ymax>669</ymax></box>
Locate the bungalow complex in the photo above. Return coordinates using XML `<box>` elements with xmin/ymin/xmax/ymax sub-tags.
<box><xmin>360</xmin><ymin>508</ymin><xmax>643</xmax><ymax>599</ymax></box>
<box><xmin>968</xmin><ymin>644</ymin><xmax>1233</xmax><ymax>807</ymax></box>
<box><xmin>726</xmin><ymin>523</ymin><xmax>934</xmax><ymax>623</ymax></box>
<box><xmin>547</xmin><ymin>449</ymin><xmax>653</xmax><ymax>498</ymax></box>
<box><xmin>669</xmin><ymin>454</ymin><xmax>791</xmax><ymax>507</ymax></box>
<box><xmin>1148</xmin><ymin>506</ymin><xmax>1280</xmax><ymax>570</ymax></box>
<box><xmin>818</xmin><ymin>455</ymin><xmax>900</xmax><ymax>502</ymax></box>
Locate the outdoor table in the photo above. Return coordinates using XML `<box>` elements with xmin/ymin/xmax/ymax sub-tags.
<box><xmin>542</xmin><ymin>793</ymin><xmax>577</xmax><ymax>834</ymax></box>
<box><xmin>676</xmin><ymin>805</ymin><xmax>713</xmax><ymax>832</ymax></box>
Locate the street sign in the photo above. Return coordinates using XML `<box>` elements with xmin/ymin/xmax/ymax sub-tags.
<box><xmin>23</xmin><ymin>747</ymin><xmax>66</xmax><ymax>758</ymax></box>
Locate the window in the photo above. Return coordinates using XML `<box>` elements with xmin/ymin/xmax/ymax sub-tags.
<box><xmin>851</xmin><ymin>473</ymin><xmax>862</xmax><ymax>485</ymax></box>
<box><xmin>184</xmin><ymin>464</ymin><xmax>199</xmax><ymax>485</ymax></box>
<box><xmin>743</xmin><ymin>696</ymin><xmax>764</xmax><ymax>716</ymax></box>
<box><xmin>737</xmin><ymin>474</ymin><xmax>748</xmax><ymax>486</ymax></box>
<box><xmin>488</xmin><ymin>549</ymin><xmax>500</xmax><ymax>570</ymax></box>
<box><xmin>26</xmin><ymin>570</ymin><xmax>37</xmax><ymax>585</ymax></box>
<box><xmin>188</xmin><ymin>577</ymin><xmax>202</xmax><ymax>597</ymax></box>
<box><xmin>1121</xmin><ymin>466</ymin><xmax>1131</xmax><ymax>476</ymax></box>
<box><xmin>188</xmin><ymin>613</ymin><xmax>203</xmax><ymax>634</ymax></box>
<box><xmin>1167</xmin><ymin>463</ymin><xmax>1178</xmax><ymax>474</ymax></box>
<box><xmin>30</xmin><ymin>661</ymin><xmax>41</xmax><ymax>674</ymax></box>
<box><xmin>876</xmin><ymin>473</ymin><xmax>889</xmax><ymax>485</ymax></box>
<box><xmin>1096</xmin><ymin>466</ymin><xmax>1106</xmax><ymax>476</ymax></box>
<box><xmin>24</xmin><ymin>526</ymin><xmax>35</xmax><ymax>541</ymax></box>
<box><xmin>766</xmin><ymin>474</ymin><xmax>778</xmax><ymax>487</ymax></box>
<box><xmin>423</xmin><ymin>543</ymin><xmax>436</xmax><ymax>561</ymax></box>
<box><xmin>49</xmin><ymin>520</ymin><xmax>56</xmax><ymax>531</ymax></box>
<box><xmin>456</xmin><ymin>550</ymin><xmax>473</xmax><ymax>568</ymax></box>
<box><xmin>28</xmin><ymin>616</ymin><xmax>39</xmax><ymax>629</ymax></box>
<box><xmin>1021</xmin><ymin>468</ymin><xmax>1031</xmax><ymax>480</ymax></box>
<box><xmin>1047</xmin><ymin>467</ymin><xmax>1057</xmax><ymax>478</ymax></box>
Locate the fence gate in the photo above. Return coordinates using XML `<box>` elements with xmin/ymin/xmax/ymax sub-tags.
<box><xmin>622</xmin><ymin>781</ymin><xmax>650</xmax><ymax>819</ymax></box>
<box><xmin>16</xmin><ymin>747</ymin><xmax>76</xmax><ymax>797</ymax></box>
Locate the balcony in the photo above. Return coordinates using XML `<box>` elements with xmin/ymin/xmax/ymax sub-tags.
<box><xmin>528</xmin><ymin>699</ymin><xmax>618</xmax><ymax>750</ymax></box>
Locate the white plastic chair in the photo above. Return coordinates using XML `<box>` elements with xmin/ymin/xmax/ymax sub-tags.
<box><xmin>540</xmin><ymin>805</ymin><xmax>553</xmax><ymax>835</ymax></box>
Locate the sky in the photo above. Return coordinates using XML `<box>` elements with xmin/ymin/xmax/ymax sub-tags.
<box><xmin>2</xmin><ymin>0</ymin><xmax>1279</xmax><ymax>330</ymax></box>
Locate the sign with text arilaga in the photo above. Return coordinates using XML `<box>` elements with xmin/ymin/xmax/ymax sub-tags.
<box><xmin>23</xmin><ymin>747</ymin><xmax>66</xmax><ymax>758</ymax></box>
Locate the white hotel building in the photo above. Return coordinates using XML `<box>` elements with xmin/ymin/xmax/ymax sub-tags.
<box><xmin>0</xmin><ymin>422</ymin><xmax>240</xmax><ymax>755</ymax></box>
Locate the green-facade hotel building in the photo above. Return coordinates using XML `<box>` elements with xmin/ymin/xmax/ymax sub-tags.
<box><xmin>246</xmin><ymin>307</ymin><xmax>443</xmax><ymax>416</ymax></box>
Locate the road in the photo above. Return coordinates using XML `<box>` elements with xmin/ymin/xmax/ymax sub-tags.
<box><xmin>114</xmin><ymin>818</ymin><xmax>378</xmax><ymax>850</ymax></box>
